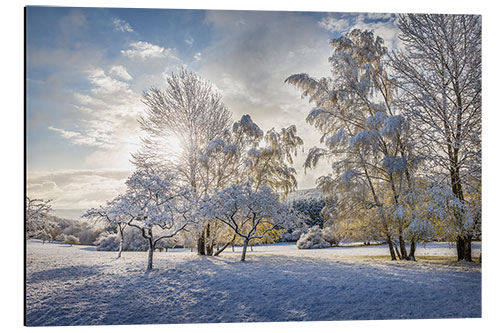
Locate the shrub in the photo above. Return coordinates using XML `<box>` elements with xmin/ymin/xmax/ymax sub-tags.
<box><xmin>297</xmin><ymin>226</ymin><xmax>330</xmax><ymax>249</ymax></box>
<box><xmin>63</xmin><ymin>234</ymin><xmax>79</xmax><ymax>246</ymax></box>
<box><xmin>95</xmin><ymin>228</ymin><xmax>149</xmax><ymax>252</ymax></box>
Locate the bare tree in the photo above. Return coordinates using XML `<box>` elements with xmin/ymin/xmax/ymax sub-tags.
<box><xmin>390</xmin><ymin>14</ymin><xmax>481</xmax><ymax>261</ymax></box>
<box><xmin>134</xmin><ymin>70</ymin><xmax>232</xmax><ymax>255</ymax></box>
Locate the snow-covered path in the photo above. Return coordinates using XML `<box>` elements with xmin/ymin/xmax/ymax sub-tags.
<box><xmin>26</xmin><ymin>240</ymin><xmax>481</xmax><ymax>326</ymax></box>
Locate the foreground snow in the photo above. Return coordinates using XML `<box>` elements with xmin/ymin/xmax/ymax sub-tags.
<box><xmin>26</xmin><ymin>240</ymin><xmax>481</xmax><ymax>326</ymax></box>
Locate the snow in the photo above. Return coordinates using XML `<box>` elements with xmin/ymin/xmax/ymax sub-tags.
<box><xmin>26</xmin><ymin>239</ymin><xmax>481</xmax><ymax>326</ymax></box>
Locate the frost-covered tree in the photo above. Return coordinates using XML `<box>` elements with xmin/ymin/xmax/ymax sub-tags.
<box><xmin>290</xmin><ymin>198</ymin><xmax>325</xmax><ymax>227</ymax></box>
<box><xmin>134</xmin><ymin>69</ymin><xmax>232</xmax><ymax>256</ymax></box>
<box><xmin>86</xmin><ymin>165</ymin><xmax>193</xmax><ymax>270</ymax></box>
<box><xmin>124</xmin><ymin>165</ymin><xmax>194</xmax><ymax>270</ymax></box>
<box><xmin>26</xmin><ymin>197</ymin><xmax>53</xmax><ymax>240</ymax></box>
<box><xmin>197</xmin><ymin>183</ymin><xmax>293</xmax><ymax>261</ymax></box>
<box><xmin>390</xmin><ymin>14</ymin><xmax>481</xmax><ymax>261</ymax></box>
<box><xmin>196</xmin><ymin>114</ymin><xmax>303</xmax><ymax>254</ymax></box>
<box><xmin>83</xmin><ymin>195</ymin><xmax>134</xmax><ymax>258</ymax></box>
<box><xmin>287</xmin><ymin>29</ymin><xmax>420</xmax><ymax>260</ymax></box>
<box><xmin>199</xmin><ymin>114</ymin><xmax>303</xmax><ymax>197</ymax></box>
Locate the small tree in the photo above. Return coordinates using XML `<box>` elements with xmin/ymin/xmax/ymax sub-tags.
<box><xmin>83</xmin><ymin>195</ymin><xmax>133</xmax><ymax>258</ymax></box>
<box><xmin>86</xmin><ymin>165</ymin><xmax>193</xmax><ymax>270</ymax></box>
<box><xmin>123</xmin><ymin>165</ymin><xmax>193</xmax><ymax>270</ymax></box>
<box><xmin>26</xmin><ymin>197</ymin><xmax>53</xmax><ymax>239</ymax></box>
<box><xmin>196</xmin><ymin>114</ymin><xmax>303</xmax><ymax>255</ymax></box>
<box><xmin>198</xmin><ymin>183</ymin><xmax>292</xmax><ymax>261</ymax></box>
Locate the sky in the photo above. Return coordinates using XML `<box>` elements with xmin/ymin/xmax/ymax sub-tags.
<box><xmin>26</xmin><ymin>6</ymin><xmax>402</xmax><ymax>218</ymax></box>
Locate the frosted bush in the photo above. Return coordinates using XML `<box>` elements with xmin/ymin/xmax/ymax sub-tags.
<box><xmin>321</xmin><ymin>226</ymin><xmax>340</xmax><ymax>246</ymax></box>
<box><xmin>94</xmin><ymin>232</ymin><xmax>119</xmax><ymax>251</ymax></box>
<box><xmin>64</xmin><ymin>235</ymin><xmax>79</xmax><ymax>246</ymax></box>
<box><xmin>297</xmin><ymin>226</ymin><xmax>330</xmax><ymax>249</ymax></box>
<box><xmin>95</xmin><ymin>228</ymin><xmax>149</xmax><ymax>252</ymax></box>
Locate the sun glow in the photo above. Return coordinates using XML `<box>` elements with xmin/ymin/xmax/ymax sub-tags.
<box><xmin>157</xmin><ymin>135</ymin><xmax>184</xmax><ymax>163</ymax></box>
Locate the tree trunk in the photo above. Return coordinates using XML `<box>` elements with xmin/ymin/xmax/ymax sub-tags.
<box><xmin>464</xmin><ymin>236</ymin><xmax>472</xmax><ymax>262</ymax></box>
<box><xmin>147</xmin><ymin>239</ymin><xmax>154</xmax><ymax>270</ymax></box>
<box><xmin>398</xmin><ymin>233</ymin><xmax>408</xmax><ymax>260</ymax></box>
<box><xmin>409</xmin><ymin>240</ymin><xmax>416</xmax><ymax>261</ymax></box>
<box><xmin>117</xmin><ymin>227</ymin><xmax>124</xmax><ymax>258</ymax></box>
<box><xmin>387</xmin><ymin>236</ymin><xmax>397</xmax><ymax>261</ymax></box>
<box><xmin>205</xmin><ymin>223</ymin><xmax>214</xmax><ymax>256</ymax></box>
<box><xmin>214</xmin><ymin>235</ymin><xmax>236</xmax><ymax>256</ymax></box>
<box><xmin>394</xmin><ymin>242</ymin><xmax>402</xmax><ymax>260</ymax></box>
<box><xmin>241</xmin><ymin>239</ymin><xmax>249</xmax><ymax>262</ymax></box>
<box><xmin>197</xmin><ymin>229</ymin><xmax>206</xmax><ymax>255</ymax></box>
<box><xmin>457</xmin><ymin>236</ymin><xmax>465</xmax><ymax>261</ymax></box>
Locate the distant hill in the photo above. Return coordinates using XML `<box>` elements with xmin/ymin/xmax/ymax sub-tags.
<box><xmin>286</xmin><ymin>188</ymin><xmax>323</xmax><ymax>202</ymax></box>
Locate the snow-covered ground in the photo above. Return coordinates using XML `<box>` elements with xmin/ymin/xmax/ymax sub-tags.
<box><xmin>26</xmin><ymin>240</ymin><xmax>481</xmax><ymax>326</ymax></box>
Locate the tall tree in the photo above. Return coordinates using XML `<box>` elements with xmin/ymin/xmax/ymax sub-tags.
<box><xmin>134</xmin><ymin>70</ymin><xmax>232</xmax><ymax>255</ymax></box>
<box><xmin>286</xmin><ymin>29</ymin><xmax>420</xmax><ymax>260</ymax></box>
<box><xmin>390</xmin><ymin>14</ymin><xmax>481</xmax><ymax>261</ymax></box>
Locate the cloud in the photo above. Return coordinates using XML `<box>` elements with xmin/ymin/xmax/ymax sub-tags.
<box><xmin>318</xmin><ymin>13</ymin><xmax>400</xmax><ymax>50</ymax></box>
<box><xmin>198</xmin><ymin>11</ymin><xmax>335</xmax><ymax>189</ymax></box>
<box><xmin>48</xmin><ymin>66</ymin><xmax>144</xmax><ymax>151</ymax></box>
<box><xmin>88</xmin><ymin>67</ymin><xmax>131</xmax><ymax>96</ymax></box>
<box><xmin>27</xmin><ymin>169</ymin><xmax>131</xmax><ymax>210</ymax></box>
<box><xmin>48</xmin><ymin>126</ymin><xmax>99</xmax><ymax>146</ymax></box>
<box><xmin>185</xmin><ymin>37</ymin><xmax>194</xmax><ymax>46</ymax></box>
<box><xmin>121</xmin><ymin>41</ymin><xmax>177</xmax><ymax>60</ymax></box>
<box><xmin>113</xmin><ymin>17</ymin><xmax>134</xmax><ymax>32</ymax></box>
<box><xmin>318</xmin><ymin>15</ymin><xmax>350</xmax><ymax>33</ymax></box>
<box><xmin>109</xmin><ymin>65</ymin><xmax>133</xmax><ymax>81</ymax></box>
<box><xmin>352</xmin><ymin>14</ymin><xmax>400</xmax><ymax>50</ymax></box>
<box><xmin>193</xmin><ymin>52</ymin><xmax>202</xmax><ymax>61</ymax></box>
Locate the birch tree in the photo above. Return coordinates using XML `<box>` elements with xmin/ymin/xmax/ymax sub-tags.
<box><xmin>286</xmin><ymin>29</ymin><xmax>420</xmax><ymax>260</ymax></box>
<box><xmin>390</xmin><ymin>14</ymin><xmax>481</xmax><ymax>261</ymax></box>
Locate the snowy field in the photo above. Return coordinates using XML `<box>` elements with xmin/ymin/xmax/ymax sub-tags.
<box><xmin>26</xmin><ymin>240</ymin><xmax>481</xmax><ymax>326</ymax></box>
